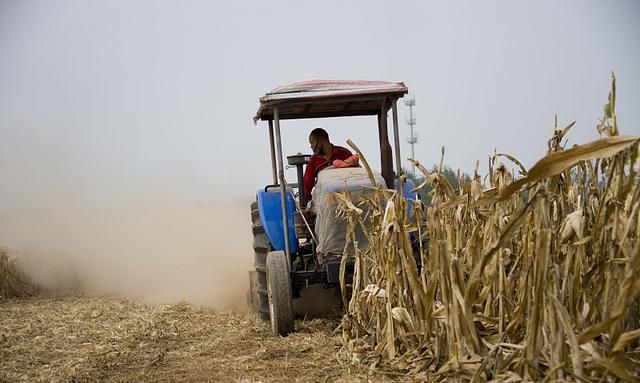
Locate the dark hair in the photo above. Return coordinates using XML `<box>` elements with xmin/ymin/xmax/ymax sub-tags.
<box><xmin>309</xmin><ymin>127</ymin><xmax>329</xmax><ymax>141</ymax></box>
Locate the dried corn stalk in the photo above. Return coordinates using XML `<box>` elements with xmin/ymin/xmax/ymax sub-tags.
<box><xmin>0</xmin><ymin>248</ymin><xmax>37</xmax><ymax>299</ymax></box>
<box><xmin>338</xmin><ymin>74</ymin><xmax>640</xmax><ymax>382</ymax></box>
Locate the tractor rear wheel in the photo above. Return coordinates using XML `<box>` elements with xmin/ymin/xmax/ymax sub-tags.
<box><xmin>266</xmin><ymin>250</ymin><xmax>294</xmax><ymax>336</ymax></box>
<box><xmin>251</xmin><ymin>201</ymin><xmax>270</xmax><ymax>320</ymax></box>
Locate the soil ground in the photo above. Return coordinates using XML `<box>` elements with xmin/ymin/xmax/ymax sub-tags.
<box><xmin>0</xmin><ymin>295</ymin><xmax>408</xmax><ymax>383</ymax></box>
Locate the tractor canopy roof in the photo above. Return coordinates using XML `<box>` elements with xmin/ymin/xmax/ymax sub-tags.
<box><xmin>254</xmin><ymin>79</ymin><xmax>408</xmax><ymax>123</ymax></box>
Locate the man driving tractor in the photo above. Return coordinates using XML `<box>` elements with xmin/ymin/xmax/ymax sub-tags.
<box><xmin>303</xmin><ymin>127</ymin><xmax>357</xmax><ymax>203</ymax></box>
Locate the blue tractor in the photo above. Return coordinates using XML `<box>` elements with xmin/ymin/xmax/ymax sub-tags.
<box><xmin>249</xmin><ymin>80</ymin><xmax>416</xmax><ymax>336</ymax></box>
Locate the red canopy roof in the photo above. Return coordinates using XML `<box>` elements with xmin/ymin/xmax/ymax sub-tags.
<box><xmin>254</xmin><ymin>79</ymin><xmax>408</xmax><ymax>123</ymax></box>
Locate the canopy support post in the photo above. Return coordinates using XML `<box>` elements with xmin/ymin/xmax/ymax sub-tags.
<box><xmin>273</xmin><ymin>108</ymin><xmax>291</xmax><ymax>260</ymax></box>
<box><xmin>391</xmin><ymin>100</ymin><xmax>403</xmax><ymax>194</ymax></box>
<box><xmin>268</xmin><ymin>120</ymin><xmax>277</xmax><ymax>185</ymax></box>
<box><xmin>378</xmin><ymin>99</ymin><xmax>393</xmax><ymax>188</ymax></box>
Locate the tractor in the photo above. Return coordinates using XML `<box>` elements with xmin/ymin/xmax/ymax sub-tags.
<box><xmin>248</xmin><ymin>79</ymin><xmax>416</xmax><ymax>336</ymax></box>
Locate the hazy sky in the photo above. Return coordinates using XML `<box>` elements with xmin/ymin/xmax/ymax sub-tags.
<box><xmin>1</xmin><ymin>0</ymin><xmax>639</xmax><ymax>206</ymax></box>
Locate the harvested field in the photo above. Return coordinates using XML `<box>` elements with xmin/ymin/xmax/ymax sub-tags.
<box><xmin>0</xmin><ymin>295</ymin><xmax>409</xmax><ymax>383</ymax></box>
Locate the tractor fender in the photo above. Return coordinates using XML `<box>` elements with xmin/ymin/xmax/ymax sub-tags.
<box><xmin>395</xmin><ymin>178</ymin><xmax>418</xmax><ymax>219</ymax></box>
<box><xmin>256</xmin><ymin>190</ymin><xmax>298</xmax><ymax>254</ymax></box>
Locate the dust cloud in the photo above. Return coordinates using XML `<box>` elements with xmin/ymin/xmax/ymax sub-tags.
<box><xmin>0</xmin><ymin>191</ymin><xmax>254</xmax><ymax>309</ymax></box>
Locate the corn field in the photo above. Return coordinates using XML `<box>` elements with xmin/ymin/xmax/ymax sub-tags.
<box><xmin>0</xmin><ymin>248</ymin><xmax>37</xmax><ymax>299</ymax></box>
<box><xmin>337</xmin><ymin>75</ymin><xmax>640</xmax><ymax>382</ymax></box>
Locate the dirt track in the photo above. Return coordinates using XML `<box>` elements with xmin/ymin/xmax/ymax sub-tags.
<box><xmin>0</xmin><ymin>295</ymin><xmax>405</xmax><ymax>383</ymax></box>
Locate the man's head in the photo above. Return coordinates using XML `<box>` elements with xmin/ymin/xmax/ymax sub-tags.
<box><xmin>309</xmin><ymin>127</ymin><xmax>331</xmax><ymax>156</ymax></box>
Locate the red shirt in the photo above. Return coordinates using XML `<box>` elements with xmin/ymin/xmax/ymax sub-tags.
<box><xmin>303</xmin><ymin>145</ymin><xmax>352</xmax><ymax>202</ymax></box>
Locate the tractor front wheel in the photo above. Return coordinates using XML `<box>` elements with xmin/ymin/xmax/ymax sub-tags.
<box><xmin>266</xmin><ymin>250</ymin><xmax>294</xmax><ymax>336</ymax></box>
